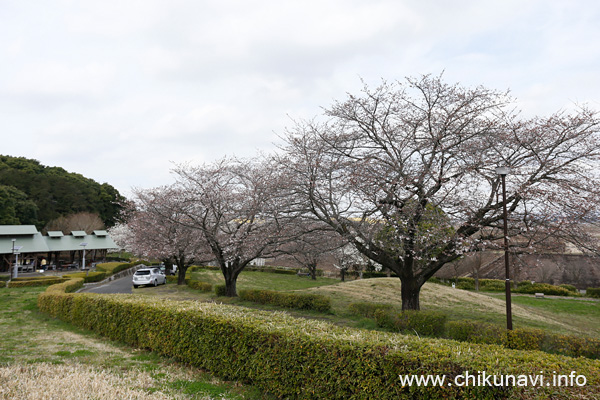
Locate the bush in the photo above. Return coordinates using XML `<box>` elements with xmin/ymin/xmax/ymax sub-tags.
<box><xmin>586</xmin><ymin>287</ymin><xmax>600</xmax><ymax>298</ymax></box>
<box><xmin>186</xmin><ymin>279</ymin><xmax>213</xmax><ymax>292</ymax></box>
<box><xmin>373</xmin><ymin>309</ymin><xmax>447</xmax><ymax>337</ymax></box>
<box><xmin>444</xmin><ymin>320</ymin><xmax>600</xmax><ymax>359</ymax></box>
<box><xmin>348</xmin><ymin>302</ymin><xmax>394</xmax><ymax>318</ymax></box>
<box><xmin>214</xmin><ymin>284</ymin><xmax>227</xmax><ymax>296</ymax></box>
<box><xmin>239</xmin><ymin>289</ymin><xmax>331</xmax><ymax>312</ymax></box>
<box><xmin>95</xmin><ymin>262</ymin><xmax>133</xmax><ymax>275</ymax></box>
<box><xmin>44</xmin><ymin>278</ymin><xmax>84</xmax><ymax>293</ymax></box>
<box><xmin>7</xmin><ymin>278</ymin><xmax>69</xmax><ymax>288</ymax></box>
<box><xmin>478</xmin><ymin>279</ymin><xmax>506</xmax><ymax>292</ymax></box>
<box><xmin>559</xmin><ymin>284</ymin><xmax>578</xmax><ymax>293</ymax></box>
<box><xmin>37</xmin><ymin>289</ymin><xmax>600</xmax><ymax>399</ymax></box>
<box><xmin>166</xmin><ymin>276</ymin><xmax>178</xmax><ymax>283</ymax></box>
<box><xmin>514</xmin><ymin>283</ymin><xmax>574</xmax><ymax>296</ymax></box>
<box><xmin>63</xmin><ymin>272</ymin><xmax>107</xmax><ymax>283</ymax></box>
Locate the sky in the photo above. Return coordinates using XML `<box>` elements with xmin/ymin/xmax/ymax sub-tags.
<box><xmin>2</xmin><ymin>0</ymin><xmax>600</xmax><ymax>197</ymax></box>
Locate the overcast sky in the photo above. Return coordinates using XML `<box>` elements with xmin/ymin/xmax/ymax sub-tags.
<box><xmin>2</xmin><ymin>0</ymin><xmax>599</xmax><ymax>197</ymax></box>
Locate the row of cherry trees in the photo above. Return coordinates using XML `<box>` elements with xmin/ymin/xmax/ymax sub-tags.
<box><xmin>124</xmin><ymin>74</ymin><xmax>600</xmax><ymax>310</ymax></box>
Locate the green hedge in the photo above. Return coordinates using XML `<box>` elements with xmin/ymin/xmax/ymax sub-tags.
<box><xmin>348</xmin><ymin>302</ymin><xmax>394</xmax><ymax>318</ymax></box>
<box><xmin>95</xmin><ymin>261</ymin><xmax>147</xmax><ymax>275</ymax></box>
<box><xmin>12</xmin><ymin>276</ymin><xmax>61</xmax><ymax>281</ymax></box>
<box><xmin>514</xmin><ymin>282</ymin><xmax>576</xmax><ymax>297</ymax></box>
<box><xmin>37</xmin><ymin>289</ymin><xmax>600</xmax><ymax>399</ymax></box>
<box><xmin>214</xmin><ymin>284</ymin><xmax>227</xmax><ymax>296</ymax></box>
<box><xmin>238</xmin><ymin>289</ymin><xmax>331</xmax><ymax>313</ymax></box>
<box><xmin>373</xmin><ymin>309</ymin><xmax>447</xmax><ymax>337</ymax></box>
<box><xmin>63</xmin><ymin>271</ymin><xmax>107</xmax><ymax>283</ymax></box>
<box><xmin>44</xmin><ymin>278</ymin><xmax>84</xmax><ymax>293</ymax></box>
<box><xmin>558</xmin><ymin>284</ymin><xmax>578</xmax><ymax>293</ymax></box>
<box><xmin>586</xmin><ymin>288</ymin><xmax>600</xmax><ymax>298</ymax></box>
<box><xmin>185</xmin><ymin>279</ymin><xmax>213</xmax><ymax>292</ymax></box>
<box><xmin>7</xmin><ymin>277</ymin><xmax>69</xmax><ymax>288</ymax></box>
<box><xmin>444</xmin><ymin>320</ymin><xmax>600</xmax><ymax>359</ymax></box>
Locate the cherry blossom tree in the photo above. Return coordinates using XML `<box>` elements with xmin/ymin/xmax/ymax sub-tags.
<box><xmin>278</xmin><ymin>221</ymin><xmax>345</xmax><ymax>280</ymax></box>
<box><xmin>282</xmin><ymin>74</ymin><xmax>600</xmax><ymax>310</ymax></box>
<box><xmin>171</xmin><ymin>157</ymin><xmax>296</xmax><ymax>296</ymax></box>
<box><xmin>128</xmin><ymin>186</ymin><xmax>210</xmax><ymax>285</ymax></box>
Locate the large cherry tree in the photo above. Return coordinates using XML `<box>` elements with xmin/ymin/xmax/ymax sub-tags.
<box><xmin>282</xmin><ymin>74</ymin><xmax>600</xmax><ymax>310</ymax></box>
<box><xmin>171</xmin><ymin>157</ymin><xmax>296</xmax><ymax>296</ymax></box>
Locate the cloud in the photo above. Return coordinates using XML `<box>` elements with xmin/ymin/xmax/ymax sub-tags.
<box><xmin>1</xmin><ymin>0</ymin><xmax>599</xmax><ymax>196</ymax></box>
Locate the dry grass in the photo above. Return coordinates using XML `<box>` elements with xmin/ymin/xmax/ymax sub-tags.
<box><xmin>0</xmin><ymin>363</ymin><xmax>201</xmax><ymax>400</ymax></box>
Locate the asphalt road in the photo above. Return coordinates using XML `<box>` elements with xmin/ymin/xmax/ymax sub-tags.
<box><xmin>80</xmin><ymin>275</ymin><xmax>133</xmax><ymax>294</ymax></box>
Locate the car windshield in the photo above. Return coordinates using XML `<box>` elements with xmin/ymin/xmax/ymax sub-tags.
<box><xmin>135</xmin><ymin>270</ymin><xmax>151</xmax><ymax>275</ymax></box>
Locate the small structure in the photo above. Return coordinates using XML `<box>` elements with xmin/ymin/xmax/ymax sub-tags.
<box><xmin>0</xmin><ymin>225</ymin><xmax>117</xmax><ymax>273</ymax></box>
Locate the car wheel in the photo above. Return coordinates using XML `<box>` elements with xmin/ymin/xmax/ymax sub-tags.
<box><xmin>153</xmin><ymin>279</ymin><xmax>158</xmax><ymax>287</ymax></box>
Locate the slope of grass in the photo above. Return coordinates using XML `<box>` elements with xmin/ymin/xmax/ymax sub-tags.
<box><xmin>152</xmin><ymin>270</ymin><xmax>600</xmax><ymax>340</ymax></box>
<box><xmin>307</xmin><ymin>278</ymin><xmax>600</xmax><ymax>339</ymax></box>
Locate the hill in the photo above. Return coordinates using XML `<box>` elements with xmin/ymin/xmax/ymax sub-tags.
<box><xmin>0</xmin><ymin>155</ymin><xmax>124</xmax><ymax>229</ymax></box>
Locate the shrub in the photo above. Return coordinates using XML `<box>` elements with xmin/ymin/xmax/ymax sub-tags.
<box><xmin>166</xmin><ymin>276</ymin><xmax>178</xmax><ymax>283</ymax></box>
<box><xmin>559</xmin><ymin>284</ymin><xmax>578</xmax><ymax>293</ymax></box>
<box><xmin>37</xmin><ymin>290</ymin><xmax>600</xmax><ymax>399</ymax></box>
<box><xmin>586</xmin><ymin>287</ymin><xmax>600</xmax><ymax>298</ymax></box>
<box><xmin>186</xmin><ymin>279</ymin><xmax>213</xmax><ymax>292</ymax></box>
<box><xmin>63</xmin><ymin>272</ymin><xmax>107</xmax><ymax>283</ymax></box>
<box><xmin>0</xmin><ymin>275</ymin><xmax>10</xmax><ymax>282</ymax></box>
<box><xmin>214</xmin><ymin>284</ymin><xmax>227</xmax><ymax>296</ymax></box>
<box><xmin>348</xmin><ymin>302</ymin><xmax>394</xmax><ymax>318</ymax></box>
<box><xmin>478</xmin><ymin>279</ymin><xmax>506</xmax><ymax>292</ymax></box>
<box><xmin>7</xmin><ymin>278</ymin><xmax>69</xmax><ymax>288</ymax></box>
<box><xmin>239</xmin><ymin>289</ymin><xmax>331</xmax><ymax>312</ymax></box>
<box><xmin>514</xmin><ymin>283</ymin><xmax>574</xmax><ymax>296</ymax></box>
<box><xmin>444</xmin><ymin>320</ymin><xmax>600</xmax><ymax>359</ymax></box>
<box><xmin>95</xmin><ymin>261</ymin><xmax>149</xmax><ymax>276</ymax></box>
<box><xmin>44</xmin><ymin>278</ymin><xmax>84</xmax><ymax>293</ymax></box>
<box><xmin>373</xmin><ymin>309</ymin><xmax>447</xmax><ymax>337</ymax></box>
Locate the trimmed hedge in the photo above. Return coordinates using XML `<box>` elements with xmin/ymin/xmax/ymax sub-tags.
<box><xmin>373</xmin><ymin>309</ymin><xmax>447</xmax><ymax>337</ymax></box>
<box><xmin>444</xmin><ymin>320</ymin><xmax>600</xmax><ymax>359</ymax></box>
<box><xmin>7</xmin><ymin>277</ymin><xmax>69</xmax><ymax>288</ymax></box>
<box><xmin>514</xmin><ymin>282</ymin><xmax>576</xmax><ymax>297</ymax></box>
<box><xmin>44</xmin><ymin>278</ymin><xmax>84</xmax><ymax>293</ymax></box>
<box><xmin>238</xmin><ymin>289</ymin><xmax>331</xmax><ymax>312</ymax></box>
<box><xmin>63</xmin><ymin>271</ymin><xmax>107</xmax><ymax>283</ymax></box>
<box><xmin>214</xmin><ymin>284</ymin><xmax>227</xmax><ymax>296</ymax></box>
<box><xmin>37</xmin><ymin>289</ymin><xmax>600</xmax><ymax>399</ymax></box>
<box><xmin>185</xmin><ymin>279</ymin><xmax>213</xmax><ymax>292</ymax></box>
<box><xmin>586</xmin><ymin>287</ymin><xmax>600</xmax><ymax>298</ymax></box>
<box><xmin>348</xmin><ymin>302</ymin><xmax>394</xmax><ymax>318</ymax></box>
<box><xmin>95</xmin><ymin>261</ymin><xmax>147</xmax><ymax>275</ymax></box>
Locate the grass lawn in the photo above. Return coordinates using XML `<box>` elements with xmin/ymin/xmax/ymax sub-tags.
<box><xmin>146</xmin><ymin>269</ymin><xmax>600</xmax><ymax>340</ymax></box>
<box><xmin>190</xmin><ymin>269</ymin><xmax>340</xmax><ymax>291</ymax></box>
<box><xmin>0</xmin><ymin>286</ymin><xmax>267</xmax><ymax>400</ymax></box>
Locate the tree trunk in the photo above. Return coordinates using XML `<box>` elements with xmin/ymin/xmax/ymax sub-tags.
<box><xmin>340</xmin><ymin>268</ymin><xmax>345</xmax><ymax>282</ymax></box>
<box><xmin>309</xmin><ymin>263</ymin><xmax>317</xmax><ymax>280</ymax></box>
<box><xmin>177</xmin><ymin>267</ymin><xmax>186</xmax><ymax>285</ymax></box>
<box><xmin>400</xmin><ymin>277</ymin><xmax>422</xmax><ymax>311</ymax></box>
<box><xmin>225</xmin><ymin>276</ymin><xmax>238</xmax><ymax>297</ymax></box>
<box><xmin>222</xmin><ymin>261</ymin><xmax>240</xmax><ymax>297</ymax></box>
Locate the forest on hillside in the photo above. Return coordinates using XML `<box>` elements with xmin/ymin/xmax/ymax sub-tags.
<box><xmin>0</xmin><ymin>155</ymin><xmax>124</xmax><ymax>230</ymax></box>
